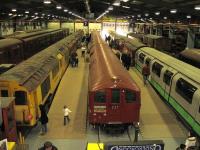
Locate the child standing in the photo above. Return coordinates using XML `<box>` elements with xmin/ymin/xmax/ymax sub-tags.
<box><xmin>63</xmin><ymin>105</ymin><xmax>72</xmax><ymax>125</ymax></box>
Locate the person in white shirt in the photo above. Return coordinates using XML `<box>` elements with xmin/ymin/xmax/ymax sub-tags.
<box><xmin>185</xmin><ymin>132</ymin><xmax>197</xmax><ymax>149</ymax></box>
<box><xmin>63</xmin><ymin>105</ymin><xmax>72</xmax><ymax>125</ymax></box>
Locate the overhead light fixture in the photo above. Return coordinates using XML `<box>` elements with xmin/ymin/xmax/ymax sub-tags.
<box><xmin>25</xmin><ymin>11</ymin><xmax>29</xmax><ymax>14</ymax></box>
<box><xmin>43</xmin><ymin>0</ymin><xmax>51</xmax><ymax>4</ymax></box>
<box><xmin>194</xmin><ymin>5</ymin><xmax>200</xmax><ymax>10</ymax></box>
<box><xmin>187</xmin><ymin>15</ymin><xmax>191</xmax><ymax>19</ymax></box>
<box><xmin>170</xmin><ymin>9</ymin><xmax>177</xmax><ymax>14</ymax></box>
<box><xmin>35</xmin><ymin>12</ymin><xmax>38</xmax><ymax>15</ymax></box>
<box><xmin>113</xmin><ymin>0</ymin><xmax>120</xmax><ymax>6</ymax></box>
<box><xmin>11</xmin><ymin>8</ymin><xmax>17</xmax><ymax>12</ymax></box>
<box><xmin>56</xmin><ymin>5</ymin><xmax>62</xmax><ymax>9</ymax></box>
<box><xmin>145</xmin><ymin>13</ymin><xmax>149</xmax><ymax>17</ymax></box>
<box><xmin>64</xmin><ymin>9</ymin><xmax>68</xmax><ymax>12</ymax></box>
<box><xmin>137</xmin><ymin>14</ymin><xmax>141</xmax><ymax>18</ymax></box>
<box><xmin>177</xmin><ymin>20</ymin><xmax>180</xmax><ymax>23</ymax></box>
<box><xmin>122</xmin><ymin>6</ymin><xmax>130</xmax><ymax>9</ymax></box>
<box><xmin>132</xmin><ymin>15</ymin><xmax>135</xmax><ymax>18</ymax></box>
<box><xmin>68</xmin><ymin>11</ymin><xmax>72</xmax><ymax>14</ymax></box>
<box><xmin>122</xmin><ymin>0</ymin><xmax>129</xmax><ymax>2</ymax></box>
<box><xmin>105</xmin><ymin>10</ymin><xmax>109</xmax><ymax>13</ymax></box>
<box><xmin>8</xmin><ymin>13</ymin><xmax>13</xmax><ymax>16</ymax></box>
<box><xmin>108</xmin><ymin>6</ymin><xmax>113</xmax><ymax>10</ymax></box>
<box><xmin>164</xmin><ymin>16</ymin><xmax>167</xmax><ymax>19</ymax></box>
<box><xmin>155</xmin><ymin>11</ymin><xmax>160</xmax><ymax>15</ymax></box>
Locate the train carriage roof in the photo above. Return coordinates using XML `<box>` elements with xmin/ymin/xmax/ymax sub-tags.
<box><xmin>140</xmin><ymin>47</ymin><xmax>200</xmax><ymax>83</ymax></box>
<box><xmin>0</xmin><ymin>39</ymin><xmax>22</xmax><ymax>51</ymax></box>
<box><xmin>109</xmin><ymin>31</ymin><xmax>145</xmax><ymax>50</ymax></box>
<box><xmin>144</xmin><ymin>34</ymin><xmax>163</xmax><ymax>39</ymax></box>
<box><xmin>0</xmin><ymin>32</ymin><xmax>82</xmax><ymax>92</ymax></box>
<box><xmin>180</xmin><ymin>49</ymin><xmax>200</xmax><ymax>64</ymax></box>
<box><xmin>10</xmin><ymin>29</ymin><xmax>61</xmax><ymax>39</ymax></box>
<box><xmin>89</xmin><ymin>32</ymin><xmax>140</xmax><ymax>92</ymax></box>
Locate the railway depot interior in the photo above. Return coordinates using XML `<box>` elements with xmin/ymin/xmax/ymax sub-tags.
<box><xmin>1</xmin><ymin>0</ymin><xmax>200</xmax><ymax>150</ymax></box>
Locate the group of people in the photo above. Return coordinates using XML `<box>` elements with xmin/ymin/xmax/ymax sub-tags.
<box><xmin>70</xmin><ymin>52</ymin><xmax>79</xmax><ymax>67</ymax></box>
<box><xmin>38</xmin><ymin>104</ymin><xmax>72</xmax><ymax>135</ymax></box>
<box><xmin>121</xmin><ymin>53</ymin><xmax>132</xmax><ymax>70</ymax></box>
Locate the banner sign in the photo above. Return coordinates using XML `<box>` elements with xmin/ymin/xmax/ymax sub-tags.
<box><xmin>105</xmin><ymin>140</ymin><xmax>164</xmax><ymax>150</ymax></box>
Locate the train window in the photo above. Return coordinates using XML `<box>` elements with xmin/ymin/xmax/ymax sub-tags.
<box><xmin>95</xmin><ymin>91</ymin><xmax>106</xmax><ymax>103</ymax></box>
<box><xmin>176</xmin><ymin>78</ymin><xmax>197</xmax><ymax>104</ymax></box>
<box><xmin>41</xmin><ymin>76</ymin><xmax>51</xmax><ymax>100</ymax></box>
<box><xmin>139</xmin><ymin>53</ymin><xmax>146</xmax><ymax>64</ymax></box>
<box><xmin>52</xmin><ymin>62</ymin><xmax>59</xmax><ymax>78</ymax></box>
<box><xmin>15</xmin><ymin>91</ymin><xmax>27</xmax><ymax>105</ymax></box>
<box><xmin>112</xmin><ymin>89</ymin><xmax>120</xmax><ymax>103</ymax></box>
<box><xmin>125</xmin><ymin>90</ymin><xmax>135</xmax><ymax>103</ymax></box>
<box><xmin>1</xmin><ymin>90</ymin><xmax>8</xmax><ymax>97</ymax></box>
<box><xmin>152</xmin><ymin>62</ymin><xmax>163</xmax><ymax>77</ymax></box>
<box><xmin>145</xmin><ymin>58</ymin><xmax>151</xmax><ymax>66</ymax></box>
<box><xmin>163</xmin><ymin>70</ymin><xmax>173</xmax><ymax>85</ymax></box>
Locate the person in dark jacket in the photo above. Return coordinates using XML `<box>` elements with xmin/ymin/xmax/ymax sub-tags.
<box><xmin>176</xmin><ymin>144</ymin><xmax>186</xmax><ymax>150</ymax></box>
<box><xmin>38</xmin><ymin>141</ymin><xmax>58</xmax><ymax>150</ymax></box>
<box><xmin>39</xmin><ymin>104</ymin><xmax>48</xmax><ymax>135</ymax></box>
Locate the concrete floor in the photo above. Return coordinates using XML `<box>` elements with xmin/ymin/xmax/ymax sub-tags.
<box><xmin>25</xmin><ymin>49</ymin><xmax>188</xmax><ymax>150</ymax></box>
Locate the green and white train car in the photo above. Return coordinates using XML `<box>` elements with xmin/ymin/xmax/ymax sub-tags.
<box><xmin>135</xmin><ymin>47</ymin><xmax>200</xmax><ymax>136</ymax></box>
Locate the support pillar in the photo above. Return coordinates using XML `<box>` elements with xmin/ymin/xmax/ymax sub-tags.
<box><xmin>186</xmin><ymin>28</ymin><xmax>195</xmax><ymax>49</ymax></box>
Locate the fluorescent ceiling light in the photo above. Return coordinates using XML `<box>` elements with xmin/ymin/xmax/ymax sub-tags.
<box><xmin>194</xmin><ymin>5</ymin><xmax>200</xmax><ymax>10</ymax></box>
<box><xmin>155</xmin><ymin>11</ymin><xmax>160</xmax><ymax>15</ymax></box>
<box><xmin>164</xmin><ymin>16</ymin><xmax>167</xmax><ymax>19</ymax></box>
<box><xmin>170</xmin><ymin>9</ymin><xmax>177</xmax><ymax>14</ymax></box>
<box><xmin>122</xmin><ymin>6</ymin><xmax>130</xmax><ymax>9</ymax></box>
<box><xmin>12</xmin><ymin>8</ymin><xmax>17</xmax><ymax>12</ymax></box>
<box><xmin>105</xmin><ymin>10</ymin><xmax>109</xmax><ymax>13</ymax></box>
<box><xmin>8</xmin><ymin>13</ymin><xmax>13</xmax><ymax>16</ymax></box>
<box><xmin>56</xmin><ymin>5</ymin><xmax>62</xmax><ymax>9</ymax></box>
<box><xmin>25</xmin><ymin>11</ymin><xmax>29</xmax><ymax>14</ymax></box>
<box><xmin>113</xmin><ymin>0</ymin><xmax>120</xmax><ymax>6</ymax></box>
<box><xmin>137</xmin><ymin>14</ymin><xmax>141</xmax><ymax>17</ymax></box>
<box><xmin>35</xmin><ymin>12</ymin><xmax>38</xmax><ymax>15</ymax></box>
<box><xmin>145</xmin><ymin>13</ymin><xmax>149</xmax><ymax>17</ymax></box>
<box><xmin>64</xmin><ymin>9</ymin><xmax>68</xmax><ymax>12</ymax></box>
<box><xmin>43</xmin><ymin>0</ymin><xmax>51</xmax><ymax>4</ymax></box>
<box><xmin>68</xmin><ymin>11</ymin><xmax>72</xmax><ymax>14</ymax></box>
<box><xmin>187</xmin><ymin>15</ymin><xmax>191</xmax><ymax>19</ymax></box>
<box><xmin>108</xmin><ymin>6</ymin><xmax>113</xmax><ymax>10</ymax></box>
<box><xmin>122</xmin><ymin>0</ymin><xmax>129</xmax><ymax>2</ymax></box>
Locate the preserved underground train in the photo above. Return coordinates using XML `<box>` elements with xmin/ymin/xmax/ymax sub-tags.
<box><xmin>135</xmin><ymin>47</ymin><xmax>200</xmax><ymax>136</ymax></box>
<box><xmin>88</xmin><ymin>31</ymin><xmax>141</xmax><ymax>130</ymax></box>
<box><xmin>0</xmin><ymin>30</ymin><xmax>83</xmax><ymax>126</ymax></box>
<box><xmin>109</xmin><ymin>31</ymin><xmax>200</xmax><ymax>136</ymax></box>
<box><xmin>0</xmin><ymin>28</ymin><xmax>69</xmax><ymax>65</ymax></box>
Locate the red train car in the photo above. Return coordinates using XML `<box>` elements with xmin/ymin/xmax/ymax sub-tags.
<box><xmin>88</xmin><ymin>31</ymin><xmax>141</xmax><ymax>129</ymax></box>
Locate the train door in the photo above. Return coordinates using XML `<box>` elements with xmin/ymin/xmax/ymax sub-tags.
<box><xmin>135</xmin><ymin>51</ymin><xmax>146</xmax><ymax>72</ymax></box>
<box><xmin>122</xmin><ymin>89</ymin><xmax>139</xmax><ymax>123</ymax></box>
<box><xmin>107</xmin><ymin>89</ymin><xmax>121</xmax><ymax>123</ymax></box>
<box><xmin>150</xmin><ymin>60</ymin><xmax>165</xmax><ymax>97</ymax></box>
<box><xmin>161</xmin><ymin>68</ymin><xmax>177</xmax><ymax>101</ymax></box>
